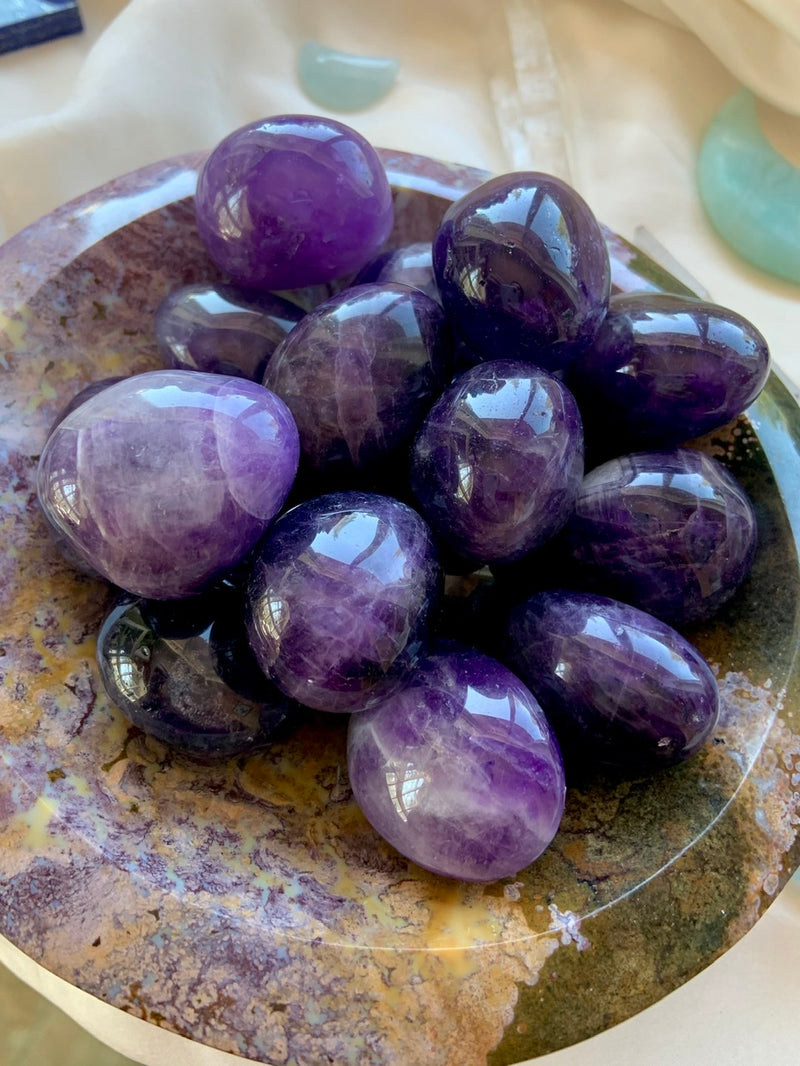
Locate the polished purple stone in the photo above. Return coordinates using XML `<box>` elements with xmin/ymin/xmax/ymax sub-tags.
<box><xmin>569</xmin><ymin>292</ymin><xmax>771</xmax><ymax>450</ymax></box>
<box><xmin>347</xmin><ymin>643</ymin><xmax>565</xmax><ymax>882</ymax></box>
<box><xmin>195</xmin><ymin>115</ymin><xmax>394</xmax><ymax>291</ymax></box>
<box><xmin>262</xmin><ymin>283</ymin><xmax>451</xmax><ymax>478</ymax></box>
<box><xmin>561</xmin><ymin>448</ymin><xmax>757</xmax><ymax>625</ymax></box>
<box><xmin>433</xmin><ymin>172</ymin><xmax>611</xmax><ymax>372</ymax></box>
<box><xmin>506</xmin><ymin>590</ymin><xmax>719</xmax><ymax>774</ymax></box>
<box><xmin>352</xmin><ymin>241</ymin><xmax>440</xmax><ymax>303</ymax></box>
<box><xmin>409</xmin><ymin>360</ymin><xmax>584</xmax><ymax>565</ymax></box>
<box><xmin>246</xmin><ymin>492</ymin><xmax>441</xmax><ymax>713</ymax></box>
<box><xmin>97</xmin><ymin>588</ymin><xmax>294</xmax><ymax>758</ymax></box>
<box><xmin>154</xmin><ymin>283</ymin><xmax>305</xmax><ymax>380</ymax></box>
<box><xmin>37</xmin><ymin>370</ymin><xmax>299</xmax><ymax>599</ymax></box>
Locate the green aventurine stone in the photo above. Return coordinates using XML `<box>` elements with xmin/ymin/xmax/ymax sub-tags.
<box><xmin>697</xmin><ymin>89</ymin><xmax>800</xmax><ymax>285</ymax></box>
<box><xmin>298</xmin><ymin>41</ymin><xmax>399</xmax><ymax>112</ymax></box>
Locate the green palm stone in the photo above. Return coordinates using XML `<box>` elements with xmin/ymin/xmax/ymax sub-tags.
<box><xmin>298</xmin><ymin>41</ymin><xmax>399</xmax><ymax>112</ymax></box>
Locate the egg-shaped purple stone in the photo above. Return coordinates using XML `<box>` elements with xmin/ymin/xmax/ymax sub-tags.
<box><xmin>246</xmin><ymin>492</ymin><xmax>441</xmax><ymax>713</ymax></box>
<box><xmin>506</xmin><ymin>590</ymin><xmax>719</xmax><ymax>774</ymax></box>
<box><xmin>409</xmin><ymin>360</ymin><xmax>584</xmax><ymax>565</ymax></box>
<box><xmin>569</xmin><ymin>292</ymin><xmax>771</xmax><ymax>450</ymax></box>
<box><xmin>347</xmin><ymin>643</ymin><xmax>565</xmax><ymax>882</ymax></box>
<box><xmin>97</xmin><ymin>588</ymin><xmax>294</xmax><ymax>758</ymax></box>
<box><xmin>195</xmin><ymin>114</ymin><xmax>394</xmax><ymax>291</ymax></box>
<box><xmin>37</xmin><ymin>370</ymin><xmax>299</xmax><ymax>599</ymax></box>
<box><xmin>262</xmin><ymin>283</ymin><xmax>451</xmax><ymax>477</ymax></box>
<box><xmin>433</xmin><ymin>171</ymin><xmax>610</xmax><ymax>372</ymax></box>
<box><xmin>155</xmin><ymin>283</ymin><xmax>305</xmax><ymax>381</ymax></box>
<box><xmin>352</xmin><ymin>241</ymin><xmax>440</xmax><ymax>303</ymax></box>
<box><xmin>561</xmin><ymin>448</ymin><xmax>757</xmax><ymax>625</ymax></box>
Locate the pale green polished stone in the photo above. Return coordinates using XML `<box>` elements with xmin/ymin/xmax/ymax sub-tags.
<box><xmin>298</xmin><ymin>41</ymin><xmax>399</xmax><ymax>112</ymax></box>
<box><xmin>698</xmin><ymin>89</ymin><xmax>800</xmax><ymax>284</ymax></box>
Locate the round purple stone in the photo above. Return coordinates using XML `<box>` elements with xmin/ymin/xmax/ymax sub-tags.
<box><xmin>155</xmin><ymin>283</ymin><xmax>305</xmax><ymax>381</ymax></box>
<box><xmin>37</xmin><ymin>370</ymin><xmax>300</xmax><ymax>599</ymax></box>
<box><xmin>569</xmin><ymin>292</ymin><xmax>771</xmax><ymax>450</ymax></box>
<box><xmin>433</xmin><ymin>171</ymin><xmax>611</xmax><ymax>371</ymax></box>
<box><xmin>262</xmin><ymin>283</ymin><xmax>451</xmax><ymax>478</ymax></box>
<box><xmin>561</xmin><ymin>447</ymin><xmax>757</xmax><ymax>625</ymax></box>
<box><xmin>347</xmin><ymin>643</ymin><xmax>565</xmax><ymax>882</ymax></box>
<box><xmin>409</xmin><ymin>360</ymin><xmax>584</xmax><ymax>565</ymax></box>
<box><xmin>97</xmin><ymin>588</ymin><xmax>294</xmax><ymax>758</ymax></box>
<box><xmin>352</xmin><ymin>241</ymin><xmax>440</xmax><ymax>303</ymax></box>
<box><xmin>195</xmin><ymin>115</ymin><xmax>394</xmax><ymax>291</ymax></box>
<box><xmin>506</xmin><ymin>590</ymin><xmax>720</xmax><ymax>774</ymax></box>
<box><xmin>246</xmin><ymin>492</ymin><xmax>441</xmax><ymax>713</ymax></box>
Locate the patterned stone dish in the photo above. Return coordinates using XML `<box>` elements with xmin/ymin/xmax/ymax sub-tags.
<box><xmin>0</xmin><ymin>150</ymin><xmax>799</xmax><ymax>1066</ymax></box>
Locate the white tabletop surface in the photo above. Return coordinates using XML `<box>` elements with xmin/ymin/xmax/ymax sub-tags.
<box><xmin>1</xmin><ymin>2</ymin><xmax>799</xmax><ymax>1064</ymax></box>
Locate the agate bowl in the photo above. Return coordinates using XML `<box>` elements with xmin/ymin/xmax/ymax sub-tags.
<box><xmin>0</xmin><ymin>150</ymin><xmax>799</xmax><ymax>1066</ymax></box>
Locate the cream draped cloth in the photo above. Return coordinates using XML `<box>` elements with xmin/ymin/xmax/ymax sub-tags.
<box><xmin>1</xmin><ymin>2</ymin><xmax>799</xmax><ymax>1065</ymax></box>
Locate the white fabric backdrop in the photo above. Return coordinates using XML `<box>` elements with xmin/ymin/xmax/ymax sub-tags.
<box><xmin>1</xmin><ymin>1</ymin><xmax>799</xmax><ymax>1064</ymax></box>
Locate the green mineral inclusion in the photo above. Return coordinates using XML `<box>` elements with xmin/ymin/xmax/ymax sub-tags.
<box><xmin>298</xmin><ymin>41</ymin><xmax>399</xmax><ymax>112</ymax></box>
<box><xmin>697</xmin><ymin>89</ymin><xmax>800</xmax><ymax>284</ymax></box>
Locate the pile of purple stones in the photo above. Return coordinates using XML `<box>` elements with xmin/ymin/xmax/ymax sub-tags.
<box><xmin>36</xmin><ymin>115</ymin><xmax>771</xmax><ymax>883</ymax></box>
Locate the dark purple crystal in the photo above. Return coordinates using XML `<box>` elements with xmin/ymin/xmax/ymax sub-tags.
<box><xmin>410</xmin><ymin>360</ymin><xmax>584</xmax><ymax>565</ymax></box>
<box><xmin>246</xmin><ymin>492</ymin><xmax>441</xmax><ymax>713</ymax></box>
<box><xmin>262</xmin><ymin>283</ymin><xmax>451</xmax><ymax>478</ymax></box>
<box><xmin>561</xmin><ymin>448</ymin><xmax>757</xmax><ymax>625</ymax></box>
<box><xmin>195</xmin><ymin>115</ymin><xmax>394</xmax><ymax>290</ymax></box>
<box><xmin>433</xmin><ymin>171</ymin><xmax>611</xmax><ymax>372</ymax></box>
<box><xmin>506</xmin><ymin>590</ymin><xmax>719</xmax><ymax>774</ymax></box>
<box><xmin>97</xmin><ymin>588</ymin><xmax>294</xmax><ymax>758</ymax></box>
<box><xmin>37</xmin><ymin>370</ymin><xmax>300</xmax><ymax>600</ymax></box>
<box><xmin>569</xmin><ymin>292</ymin><xmax>771</xmax><ymax>450</ymax></box>
<box><xmin>154</xmin><ymin>283</ymin><xmax>305</xmax><ymax>380</ymax></box>
<box><xmin>347</xmin><ymin>643</ymin><xmax>565</xmax><ymax>882</ymax></box>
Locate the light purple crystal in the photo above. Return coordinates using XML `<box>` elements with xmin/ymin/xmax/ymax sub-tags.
<box><xmin>246</xmin><ymin>492</ymin><xmax>441</xmax><ymax>713</ymax></box>
<box><xmin>561</xmin><ymin>447</ymin><xmax>757</xmax><ymax>625</ymax></box>
<box><xmin>433</xmin><ymin>172</ymin><xmax>611</xmax><ymax>372</ymax></box>
<box><xmin>347</xmin><ymin>643</ymin><xmax>565</xmax><ymax>882</ymax></box>
<box><xmin>409</xmin><ymin>360</ymin><xmax>584</xmax><ymax>565</ymax></box>
<box><xmin>154</xmin><ymin>283</ymin><xmax>305</xmax><ymax>380</ymax></box>
<box><xmin>352</xmin><ymin>242</ymin><xmax>440</xmax><ymax>303</ymax></box>
<box><xmin>262</xmin><ymin>283</ymin><xmax>451</xmax><ymax>477</ymax></box>
<box><xmin>195</xmin><ymin>115</ymin><xmax>394</xmax><ymax>291</ymax></box>
<box><xmin>506</xmin><ymin>590</ymin><xmax>720</xmax><ymax>774</ymax></box>
<box><xmin>37</xmin><ymin>370</ymin><xmax>300</xmax><ymax>599</ymax></box>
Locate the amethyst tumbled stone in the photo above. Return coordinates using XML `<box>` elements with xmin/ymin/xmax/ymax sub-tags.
<box><xmin>433</xmin><ymin>172</ymin><xmax>611</xmax><ymax>372</ymax></box>
<box><xmin>155</xmin><ymin>283</ymin><xmax>305</xmax><ymax>381</ymax></box>
<box><xmin>410</xmin><ymin>360</ymin><xmax>584</xmax><ymax>565</ymax></box>
<box><xmin>561</xmin><ymin>448</ymin><xmax>757</xmax><ymax>626</ymax></box>
<box><xmin>195</xmin><ymin>114</ymin><xmax>394</xmax><ymax>291</ymax></box>
<box><xmin>97</xmin><ymin>587</ymin><xmax>294</xmax><ymax>758</ymax></box>
<box><xmin>37</xmin><ymin>370</ymin><xmax>299</xmax><ymax>599</ymax></box>
<box><xmin>352</xmin><ymin>241</ymin><xmax>440</xmax><ymax>303</ymax></box>
<box><xmin>347</xmin><ymin>643</ymin><xmax>566</xmax><ymax>882</ymax></box>
<box><xmin>569</xmin><ymin>292</ymin><xmax>771</xmax><ymax>451</ymax></box>
<box><xmin>506</xmin><ymin>591</ymin><xmax>719</xmax><ymax>775</ymax></box>
<box><xmin>262</xmin><ymin>283</ymin><xmax>451</xmax><ymax>479</ymax></box>
<box><xmin>246</xmin><ymin>492</ymin><xmax>441</xmax><ymax>713</ymax></box>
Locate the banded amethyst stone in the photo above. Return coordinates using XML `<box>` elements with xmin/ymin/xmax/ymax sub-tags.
<box><xmin>195</xmin><ymin>114</ymin><xmax>394</xmax><ymax>291</ymax></box>
<box><xmin>262</xmin><ymin>283</ymin><xmax>451</xmax><ymax>478</ymax></box>
<box><xmin>433</xmin><ymin>172</ymin><xmax>611</xmax><ymax>371</ymax></box>
<box><xmin>347</xmin><ymin>644</ymin><xmax>565</xmax><ymax>882</ymax></box>
<box><xmin>506</xmin><ymin>591</ymin><xmax>719</xmax><ymax>774</ymax></box>
<box><xmin>561</xmin><ymin>448</ymin><xmax>757</xmax><ymax>625</ymax></box>
<box><xmin>569</xmin><ymin>292</ymin><xmax>771</xmax><ymax>450</ymax></box>
<box><xmin>246</xmin><ymin>492</ymin><xmax>441</xmax><ymax>713</ymax></box>
<box><xmin>155</xmin><ymin>283</ymin><xmax>305</xmax><ymax>381</ymax></box>
<box><xmin>410</xmin><ymin>360</ymin><xmax>584</xmax><ymax>565</ymax></box>
<box><xmin>37</xmin><ymin>370</ymin><xmax>299</xmax><ymax>599</ymax></box>
<box><xmin>97</xmin><ymin>588</ymin><xmax>294</xmax><ymax>758</ymax></box>
<box><xmin>352</xmin><ymin>242</ymin><xmax>440</xmax><ymax>303</ymax></box>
